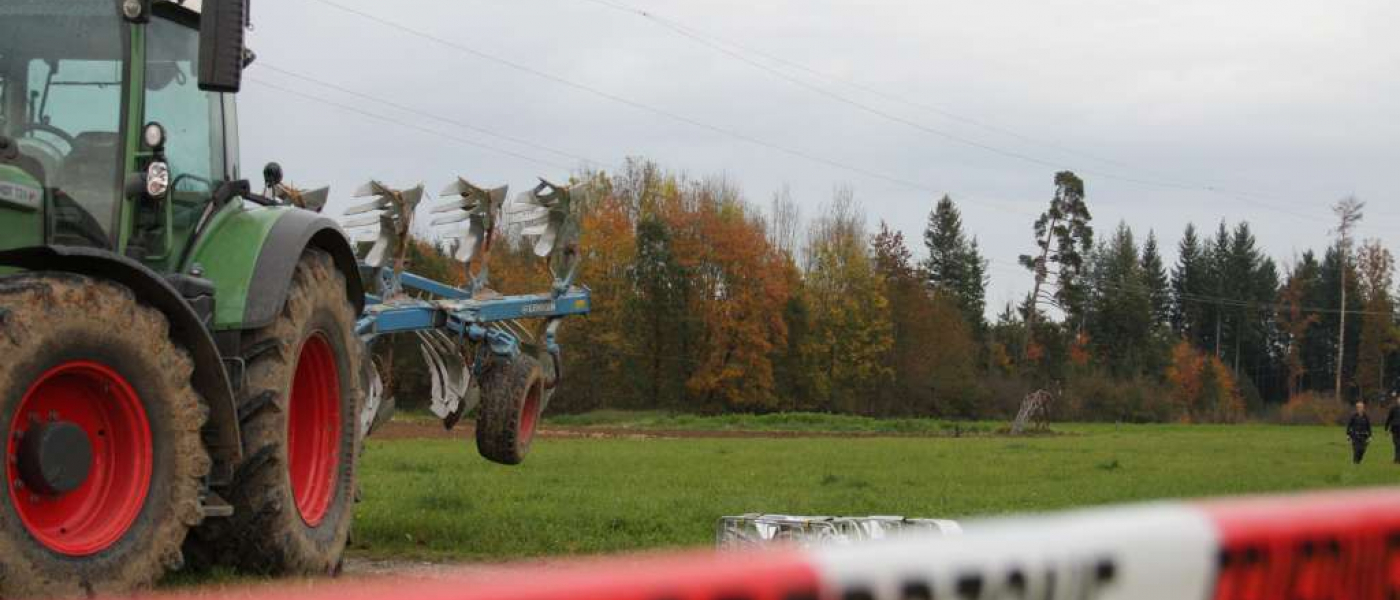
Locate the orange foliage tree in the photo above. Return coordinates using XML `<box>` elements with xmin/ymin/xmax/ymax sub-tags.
<box><xmin>1165</xmin><ymin>340</ymin><xmax>1244</xmax><ymax>423</ymax></box>
<box><xmin>553</xmin><ymin>189</ymin><xmax>639</xmax><ymax>411</ymax></box>
<box><xmin>652</xmin><ymin>179</ymin><xmax>791</xmax><ymax>412</ymax></box>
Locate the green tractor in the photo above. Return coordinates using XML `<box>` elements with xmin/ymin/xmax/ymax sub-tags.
<box><xmin>0</xmin><ymin>1</ymin><xmax>590</xmax><ymax>596</ymax></box>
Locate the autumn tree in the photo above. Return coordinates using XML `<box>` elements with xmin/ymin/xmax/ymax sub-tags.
<box><xmin>1355</xmin><ymin>240</ymin><xmax>1397</xmax><ymax>401</ymax></box>
<box><xmin>1165</xmin><ymin>341</ymin><xmax>1244</xmax><ymax>423</ymax></box>
<box><xmin>554</xmin><ymin>188</ymin><xmax>639</xmax><ymax>412</ymax></box>
<box><xmin>376</xmin><ymin>155</ymin><xmax>1395</xmax><ymax>421</ymax></box>
<box><xmin>772</xmin><ymin>260</ymin><xmax>815</xmax><ymax>411</ymax></box>
<box><xmin>660</xmin><ymin>177</ymin><xmax>791</xmax><ymax>412</ymax></box>
<box><xmin>801</xmin><ymin>188</ymin><xmax>893</xmax><ymax>414</ymax></box>
<box><xmin>1277</xmin><ymin>261</ymin><xmax>1320</xmax><ymax>398</ymax></box>
<box><xmin>987</xmin><ymin>303</ymin><xmax>1026</xmax><ymax>376</ymax></box>
<box><xmin>767</xmin><ymin>185</ymin><xmax>802</xmax><ymax>261</ymax></box>
<box><xmin>630</xmin><ymin>215</ymin><xmax>690</xmax><ymax>409</ymax></box>
<box><xmin>1166</xmin><ymin>341</ymin><xmax>1205</xmax><ymax>420</ymax></box>
<box><xmin>873</xmin><ymin>223</ymin><xmax>980</xmax><ymax>417</ymax></box>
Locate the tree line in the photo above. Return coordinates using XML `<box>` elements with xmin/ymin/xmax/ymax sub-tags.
<box><xmin>395</xmin><ymin>158</ymin><xmax>1397</xmax><ymax>423</ymax></box>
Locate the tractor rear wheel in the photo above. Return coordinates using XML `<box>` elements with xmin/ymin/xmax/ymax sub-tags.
<box><xmin>186</xmin><ymin>249</ymin><xmax>363</xmax><ymax>575</ymax></box>
<box><xmin>475</xmin><ymin>354</ymin><xmax>544</xmax><ymax>465</ymax></box>
<box><xmin>0</xmin><ymin>274</ymin><xmax>209</xmax><ymax>597</ymax></box>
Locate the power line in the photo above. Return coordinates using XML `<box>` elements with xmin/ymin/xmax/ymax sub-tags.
<box><xmin>295</xmin><ymin>0</ymin><xmax>1037</xmax><ymax>217</ymax></box>
<box><xmin>259</xmin><ymin>62</ymin><xmax>610</xmax><ymax>170</ymax></box>
<box><xmin>290</xmin><ymin>0</ymin><xmax>1343</xmax><ymax>227</ymax></box>
<box><xmin>569</xmin><ymin>0</ymin><xmax>1339</xmax><ymax>224</ymax></box>
<box><xmin>247</xmin><ymin>78</ymin><xmax>578</xmax><ymax>172</ymax></box>
<box><xmin>589</xmin><ymin>3</ymin><xmax>1083</xmax><ymax>174</ymax></box>
<box><xmin>575</xmin><ymin>0</ymin><xmax>1145</xmax><ymax>176</ymax></box>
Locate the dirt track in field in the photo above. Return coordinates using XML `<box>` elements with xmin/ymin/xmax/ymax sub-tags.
<box><xmin>341</xmin><ymin>557</ymin><xmax>533</xmax><ymax>580</ymax></box>
<box><xmin>343</xmin><ymin>555</ymin><xmax>699</xmax><ymax>583</ymax></box>
<box><xmin>370</xmin><ymin>420</ymin><xmax>1006</xmax><ymax>441</ymax></box>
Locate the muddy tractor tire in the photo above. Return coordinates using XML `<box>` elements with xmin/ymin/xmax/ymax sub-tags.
<box><xmin>0</xmin><ymin>274</ymin><xmax>210</xmax><ymax>598</ymax></box>
<box><xmin>186</xmin><ymin>249</ymin><xmax>363</xmax><ymax>575</ymax></box>
<box><xmin>475</xmin><ymin>354</ymin><xmax>544</xmax><ymax>465</ymax></box>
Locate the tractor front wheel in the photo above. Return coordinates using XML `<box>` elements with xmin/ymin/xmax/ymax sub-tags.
<box><xmin>0</xmin><ymin>274</ymin><xmax>209</xmax><ymax>597</ymax></box>
<box><xmin>186</xmin><ymin>249</ymin><xmax>363</xmax><ymax>575</ymax></box>
<box><xmin>475</xmin><ymin>354</ymin><xmax>544</xmax><ymax>465</ymax></box>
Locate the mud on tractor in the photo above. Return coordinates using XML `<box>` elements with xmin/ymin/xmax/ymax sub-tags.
<box><xmin>0</xmin><ymin>1</ymin><xmax>590</xmax><ymax>596</ymax></box>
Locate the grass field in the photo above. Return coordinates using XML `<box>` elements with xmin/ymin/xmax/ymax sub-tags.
<box><xmin>350</xmin><ymin>419</ymin><xmax>1396</xmax><ymax>561</ymax></box>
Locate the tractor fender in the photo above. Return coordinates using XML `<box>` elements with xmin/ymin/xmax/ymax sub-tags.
<box><xmin>189</xmin><ymin>203</ymin><xmax>364</xmax><ymax>331</ymax></box>
<box><xmin>242</xmin><ymin>209</ymin><xmax>364</xmax><ymax>330</ymax></box>
<box><xmin>0</xmin><ymin>245</ymin><xmax>242</xmax><ymax>483</ymax></box>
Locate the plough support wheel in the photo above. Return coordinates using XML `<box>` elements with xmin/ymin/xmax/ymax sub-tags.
<box><xmin>475</xmin><ymin>354</ymin><xmax>544</xmax><ymax>465</ymax></box>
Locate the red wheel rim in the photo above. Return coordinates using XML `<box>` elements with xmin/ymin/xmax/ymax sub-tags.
<box><xmin>519</xmin><ymin>382</ymin><xmax>541</xmax><ymax>446</ymax></box>
<box><xmin>5</xmin><ymin>361</ymin><xmax>152</xmax><ymax>556</ymax></box>
<box><xmin>287</xmin><ymin>333</ymin><xmax>341</xmax><ymax>527</ymax></box>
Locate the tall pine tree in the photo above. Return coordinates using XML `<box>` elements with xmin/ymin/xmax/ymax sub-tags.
<box><xmin>1087</xmin><ymin>222</ymin><xmax>1155</xmax><ymax>376</ymax></box>
<box><xmin>924</xmin><ymin>195</ymin><xmax>988</xmax><ymax>328</ymax></box>
<box><xmin>1141</xmin><ymin>231</ymin><xmax>1171</xmax><ymax>331</ymax></box>
<box><xmin>1019</xmin><ymin>171</ymin><xmax>1094</xmax><ymax>356</ymax></box>
<box><xmin>1171</xmin><ymin>224</ymin><xmax>1207</xmax><ymax>342</ymax></box>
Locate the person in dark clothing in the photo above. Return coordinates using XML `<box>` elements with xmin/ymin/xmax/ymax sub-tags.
<box><xmin>1385</xmin><ymin>393</ymin><xmax>1400</xmax><ymax>464</ymax></box>
<box><xmin>1347</xmin><ymin>402</ymin><xmax>1372</xmax><ymax>464</ymax></box>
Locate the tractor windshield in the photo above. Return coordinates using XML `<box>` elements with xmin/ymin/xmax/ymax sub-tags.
<box><xmin>147</xmin><ymin>11</ymin><xmax>231</xmax><ymax>261</ymax></box>
<box><xmin>0</xmin><ymin>0</ymin><xmax>125</xmax><ymax>247</ymax></box>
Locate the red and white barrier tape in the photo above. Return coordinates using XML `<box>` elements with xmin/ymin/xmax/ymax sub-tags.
<box><xmin>158</xmin><ymin>487</ymin><xmax>1400</xmax><ymax>600</ymax></box>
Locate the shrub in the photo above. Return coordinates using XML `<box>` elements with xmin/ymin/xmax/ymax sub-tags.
<box><xmin>982</xmin><ymin>375</ymin><xmax>1034</xmax><ymax>420</ymax></box>
<box><xmin>1278</xmin><ymin>392</ymin><xmax>1346</xmax><ymax>426</ymax></box>
<box><xmin>1063</xmin><ymin>372</ymin><xmax>1176</xmax><ymax>423</ymax></box>
<box><xmin>1164</xmin><ymin>341</ymin><xmax>1245</xmax><ymax>423</ymax></box>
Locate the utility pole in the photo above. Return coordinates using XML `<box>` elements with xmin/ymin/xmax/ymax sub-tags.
<box><xmin>1333</xmin><ymin>197</ymin><xmax>1365</xmax><ymax>402</ymax></box>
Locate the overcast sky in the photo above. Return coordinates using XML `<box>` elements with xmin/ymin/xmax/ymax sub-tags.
<box><xmin>238</xmin><ymin>0</ymin><xmax>1399</xmax><ymax>315</ymax></box>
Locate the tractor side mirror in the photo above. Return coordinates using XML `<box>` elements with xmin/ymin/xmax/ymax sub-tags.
<box><xmin>198</xmin><ymin>0</ymin><xmax>248</xmax><ymax>93</ymax></box>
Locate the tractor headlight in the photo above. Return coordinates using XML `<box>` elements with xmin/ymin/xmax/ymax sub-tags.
<box><xmin>146</xmin><ymin>162</ymin><xmax>170</xmax><ymax>199</ymax></box>
<box><xmin>121</xmin><ymin>0</ymin><xmax>144</xmax><ymax>21</ymax></box>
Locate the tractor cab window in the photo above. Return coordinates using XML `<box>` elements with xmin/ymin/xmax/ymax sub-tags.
<box><xmin>0</xmin><ymin>0</ymin><xmax>125</xmax><ymax>247</ymax></box>
<box><xmin>146</xmin><ymin>13</ymin><xmax>228</xmax><ymax>243</ymax></box>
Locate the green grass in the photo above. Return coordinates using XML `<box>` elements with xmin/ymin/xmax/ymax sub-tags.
<box><xmin>351</xmin><ymin>423</ymin><xmax>1395</xmax><ymax>561</ymax></box>
<box><xmin>542</xmin><ymin>410</ymin><xmax>998</xmax><ymax>434</ymax></box>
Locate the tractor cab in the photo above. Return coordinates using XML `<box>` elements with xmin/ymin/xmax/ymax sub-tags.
<box><xmin>0</xmin><ymin>0</ymin><xmax>246</xmax><ymax>272</ymax></box>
